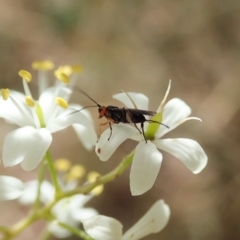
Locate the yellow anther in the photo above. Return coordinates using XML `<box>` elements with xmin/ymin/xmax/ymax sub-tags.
<box><xmin>25</xmin><ymin>96</ymin><xmax>35</xmax><ymax>107</ymax></box>
<box><xmin>87</xmin><ymin>171</ymin><xmax>101</xmax><ymax>182</ymax></box>
<box><xmin>55</xmin><ymin>97</ymin><xmax>69</xmax><ymax>109</ymax></box>
<box><xmin>54</xmin><ymin>158</ymin><xmax>71</xmax><ymax>172</ymax></box>
<box><xmin>1</xmin><ymin>89</ymin><xmax>10</xmax><ymax>100</ymax></box>
<box><xmin>55</xmin><ymin>72</ymin><xmax>70</xmax><ymax>84</ymax></box>
<box><xmin>54</xmin><ymin>66</ymin><xmax>72</xmax><ymax>76</ymax></box>
<box><xmin>91</xmin><ymin>185</ymin><xmax>104</xmax><ymax>196</ymax></box>
<box><xmin>68</xmin><ymin>164</ymin><xmax>86</xmax><ymax>180</ymax></box>
<box><xmin>18</xmin><ymin>70</ymin><xmax>32</xmax><ymax>82</ymax></box>
<box><xmin>71</xmin><ymin>65</ymin><xmax>83</xmax><ymax>73</ymax></box>
<box><xmin>32</xmin><ymin>60</ymin><xmax>55</xmax><ymax>70</ymax></box>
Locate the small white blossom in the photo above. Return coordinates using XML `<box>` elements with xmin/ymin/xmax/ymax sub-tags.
<box><xmin>0</xmin><ymin>175</ymin><xmax>24</xmax><ymax>200</ymax></box>
<box><xmin>49</xmin><ymin>194</ymin><xmax>98</xmax><ymax>238</ymax></box>
<box><xmin>82</xmin><ymin>199</ymin><xmax>170</xmax><ymax>240</ymax></box>
<box><xmin>0</xmin><ymin>62</ymin><xmax>97</xmax><ymax>171</ymax></box>
<box><xmin>96</xmin><ymin>81</ymin><xmax>208</xmax><ymax>195</ymax></box>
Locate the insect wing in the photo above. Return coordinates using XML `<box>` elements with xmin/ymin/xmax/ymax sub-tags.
<box><xmin>127</xmin><ymin>108</ymin><xmax>156</xmax><ymax>116</ymax></box>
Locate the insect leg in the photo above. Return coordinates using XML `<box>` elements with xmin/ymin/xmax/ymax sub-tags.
<box><xmin>99</xmin><ymin>121</ymin><xmax>108</xmax><ymax>135</ymax></box>
<box><xmin>133</xmin><ymin>122</ymin><xmax>142</xmax><ymax>134</ymax></box>
<box><xmin>108</xmin><ymin>122</ymin><xmax>113</xmax><ymax>140</ymax></box>
<box><xmin>141</xmin><ymin>122</ymin><xmax>147</xmax><ymax>143</ymax></box>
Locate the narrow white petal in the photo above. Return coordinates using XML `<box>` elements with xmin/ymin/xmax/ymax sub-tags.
<box><xmin>95</xmin><ymin>124</ymin><xmax>139</xmax><ymax>161</ymax></box>
<box><xmin>0</xmin><ymin>91</ymin><xmax>34</xmax><ymax>127</ymax></box>
<box><xmin>72</xmin><ymin>124</ymin><xmax>97</xmax><ymax>150</ymax></box>
<box><xmin>3</xmin><ymin>126</ymin><xmax>52</xmax><ymax>171</ymax></box>
<box><xmin>48</xmin><ymin>221</ymin><xmax>72</xmax><ymax>238</ymax></box>
<box><xmin>157</xmin><ymin>98</ymin><xmax>191</xmax><ymax>138</ymax></box>
<box><xmin>71</xmin><ymin>208</ymin><xmax>98</xmax><ymax>222</ymax></box>
<box><xmin>82</xmin><ymin>215</ymin><xmax>122</xmax><ymax>240</ymax></box>
<box><xmin>18</xmin><ymin>180</ymin><xmax>54</xmax><ymax>205</ymax></box>
<box><xmin>130</xmin><ymin>142</ymin><xmax>162</xmax><ymax>196</ymax></box>
<box><xmin>155</xmin><ymin>138</ymin><xmax>208</xmax><ymax>173</ymax></box>
<box><xmin>113</xmin><ymin>92</ymin><xmax>149</xmax><ymax>110</ymax></box>
<box><xmin>122</xmin><ymin>200</ymin><xmax>170</xmax><ymax>240</ymax></box>
<box><xmin>0</xmin><ymin>176</ymin><xmax>24</xmax><ymax>200</ymax></box>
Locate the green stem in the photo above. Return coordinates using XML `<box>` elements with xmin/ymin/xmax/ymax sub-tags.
<box><xmin>1</xmin><ymin>150</ymin><xmax>134</xmax><ymax>240</ymax></box>
<box><xmin>45</xmin><ymin>150</ymin><xmax>61</xmax><ymax>195</ymax></box>
<box><xmin>57</xmin><ymin>222</ymin><xmax>94</xmax><ymax>240</ymax></box>
<box><xmin>34</xmin><ymin>162</ymin><xmax>46</xmax><ymax>209</ymax></box>
<box><xmin>62</xmin><ymin>150</ymin><xmax>134</xmax><ymax>198</ymax></box>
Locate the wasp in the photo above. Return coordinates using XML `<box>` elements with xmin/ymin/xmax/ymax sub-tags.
<box><xmin>71</xmin><ymin>88</ymin><xmax>169</xmax><ymax>143</ymax></box>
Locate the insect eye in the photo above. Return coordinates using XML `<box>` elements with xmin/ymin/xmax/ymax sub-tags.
<box><xmin>98</xmin><ymin>107</ymin><xmax>102</xmax><ymax>113</ymax></box>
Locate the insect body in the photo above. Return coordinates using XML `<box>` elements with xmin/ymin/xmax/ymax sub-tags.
<box><xmin>73</xmin><ymin>87</ymin><xmax>169</xmax><ymax>142</ymax></box>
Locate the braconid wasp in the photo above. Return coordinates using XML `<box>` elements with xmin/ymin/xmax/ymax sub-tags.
<box><xmin>71</xmin><ymin>87</ymin><xmax>169</xmax><ymax>143</ymax></box>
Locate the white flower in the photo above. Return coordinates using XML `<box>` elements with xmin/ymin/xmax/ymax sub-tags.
<box><xmin>0</xmin><ymin>175</ymin><xmax>24</xmax><ymax>200</ymax></box>
<box><xmin>0</xmin><ymin>62</ymin><xmax>97</xmax><ymax>171</ymax></box>
<box><xmin>82</xmin><ymin>199</ymin><xmax>170</xmax><ymax>240</ymax></box>
<box><xmin>48</xmin><ymin>194</ymin><xmax>98</xmax><ymax>238</ymax></box>
<box><xmin>96</xmin><ymin>81</ymin><xmax>208</xmax><ymax>195</ymax></box>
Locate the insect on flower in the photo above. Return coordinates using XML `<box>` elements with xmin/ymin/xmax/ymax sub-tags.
<box><xmin>71</xmin><ymin>87</ymin><xmax>169</xmax><ymax>142</ymax></box>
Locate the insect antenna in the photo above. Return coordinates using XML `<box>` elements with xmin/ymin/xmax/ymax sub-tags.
<box><xmin>67</xmin><ymin>105</ymin><xmax>99</xmax><ymax>115</ymax></box>
<box><xmin>72</xmin><ymin>86</ymin><xmax>101</xmax><ymax>107</ymax></box>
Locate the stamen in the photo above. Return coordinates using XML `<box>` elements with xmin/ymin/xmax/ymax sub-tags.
<box><xmin>54</xmin><ymin>158</ymin><xmax>71</xmax><ymax>172</ymax></box>
<box><xmin>87</xmin><ymin>171</ymin><xmax>104</xmax><ymax>196</ymax></box>
<box><xmin>1</xmin><ymin>89</ymin><xmax>10</xmax><ymax>100</ymax></box>
<box><xmin>18</xmin><ymin>70</ymin><xmax>32</xmax><ymax>82</ymax></box>
<box><xmin>55</xmin><ymin>97</ymin><xmax>69</xmax><ymax>109</ymax></box>
<box><xmin>67</xmin><ymin>164</ymin><xmax>86</xmax><ymax>180</ymax></box>
<box><xmin>32</xmin><ymin>60</ymin><xmax>54</xmax><ymax>71</ymax></box>
<box><xmin>71</xmin><ymin>65</ymin><xmax>83</xmax><ymax>73</ymax></box>
<box><xmin>25</xmin><ymin>96</ymin><xmax>35</xmax><ymax>107</ymax></box>
<box><xmin>55</xmin><ymin>72</ymin><xmax>70</xmax><ymax>84</ymax></box>
<box><xmin>54</xmin><ymin>66</ymin><xmax>72</xmax><ymax>77</ymax></box>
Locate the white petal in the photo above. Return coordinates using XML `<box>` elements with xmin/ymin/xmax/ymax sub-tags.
<box><xmin>122</xmin><ymin>200</ymin><xmax>170</xmax><ymax>240</ymax></box>
<box><xmin>155</xmin><ymin>138</ymin><xmax>208</xmax><ymax>174</ymax></box>
<box><xmin>18</xmin><ymin>180</ymin><xmax>54</xmax><ymax>205</ymax></box>
<box><xmin>130</xmin><ymin>142</ymin><xmax>162</xmax><ymax>196</ymax></box>
<box><xmin>71</xmin><ymin>208</ymin><xmax>98</xmax><ymax>222</ymax></box>
<box><xmin>95</xmin><ymin>124</ymin><xmax>139</xmax><ymax>161</ymax></box>
<box><xmin>47</xmin><ymin>108</ymin><xmax>94</xmax><ymax>133</ymax></box>
<box><xmin>113</xmin><ymin>92</ymin><xmax>149</xmax><ymax>110</ymax></box>
<box><xmin>157</xmin><ymin>98</ymin><xmax>191</xmax><ymax>138</ymax></box>
<box><xmin>82</xmin><ymin>215</ymin><xmax>122</xmax><ymax>240</ymax></box>
<box><xmin>48</xmin><ymin>221</ymin><xmax>72</xmax><ymax>239</ymax></box>
<box><xmin>72</xmin><ymin>124</ymin><xmax>97</xmax><ymax>151</ymax></box>
<box><xmin>0</xmin><ymin>91</ymin><xmax>34</xmax><ymax>127</ymax></box>
<box><xmin>3</xmin><ymin>126</ymin><xmax>52</xmax><ymax>171</ymax></box>
<box><xmin>0</xmin><ymin>176</ymin><xmax>24</xmax><ymax>200</ymax></box>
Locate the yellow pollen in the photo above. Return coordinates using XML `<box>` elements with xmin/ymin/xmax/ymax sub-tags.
<box><xmin>87</xmin><ymin>172</ymin><xmax>104</xmax><ymax>195</ymax></box>
<box><xmin>25</xmin><ymin>96</ymin><xmax>35</xmax><ymax>107</ymax></box>
<box><xmin>18</xmin><ymin>70</ymin><xmax>32</xmax><ymax>82</ymax></box>
<box><xmin>32</xmin><ymin>60</ymin><xmax>54</xmax><ymax>70</ymax></box>
<box><xmin>87</xmin><ymin>171</ymin><xmax>101</xmax><ymax>182</ymax></box>
<box><xmin>91</xmin><ymin>185</ymin><xmax>104</xmax><ymax>196</ymax></box>
<box><xmin>54</xmin><ymin>158</ymin><xmax>71</xmax><ymax>172</ymax></box>
<box><xmin>54</xmin><ymin>65</ymin><xmax>72</xmax><ymax>77</ymax></box>
<box><xmin>55</xmin><ymin>72</ymin><xmax>70</xmax><ymax>84</ymax></box>
<box><xmin>68</xmin><ymin>164</ymin><xmax>86</xmax><ymax>180</ymax></box>
<box><xmin>71</xmin><ymin>65</ymin><xmax>83</xmax><ymax>73</ymax></box>
<box><xmin>1</xmin><ymin>89</ymin><xmax>10</xmax><ymax>100</ymax></box>
<box><xmin>55</xmin><ymin>97</ymin><xmax>68</xmax><ymax>109</ymax></box>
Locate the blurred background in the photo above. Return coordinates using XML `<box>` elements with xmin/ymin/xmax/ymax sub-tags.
<box><xmin>0</xmin><ymin>0</ymin><xmax>239</xmax><ymax>239</ymax></box>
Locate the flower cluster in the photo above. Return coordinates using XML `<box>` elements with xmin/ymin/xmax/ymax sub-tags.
<box><xmin>0</xmin><ymin>61</ymin><xmax>208</xmax><ymax>240</ymax></box>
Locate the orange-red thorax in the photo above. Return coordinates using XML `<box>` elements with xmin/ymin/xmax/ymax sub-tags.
<box><xmin>98</xmin><ymin>106</ymin><xmax>107</xmax><ymax>118</ymax></box>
